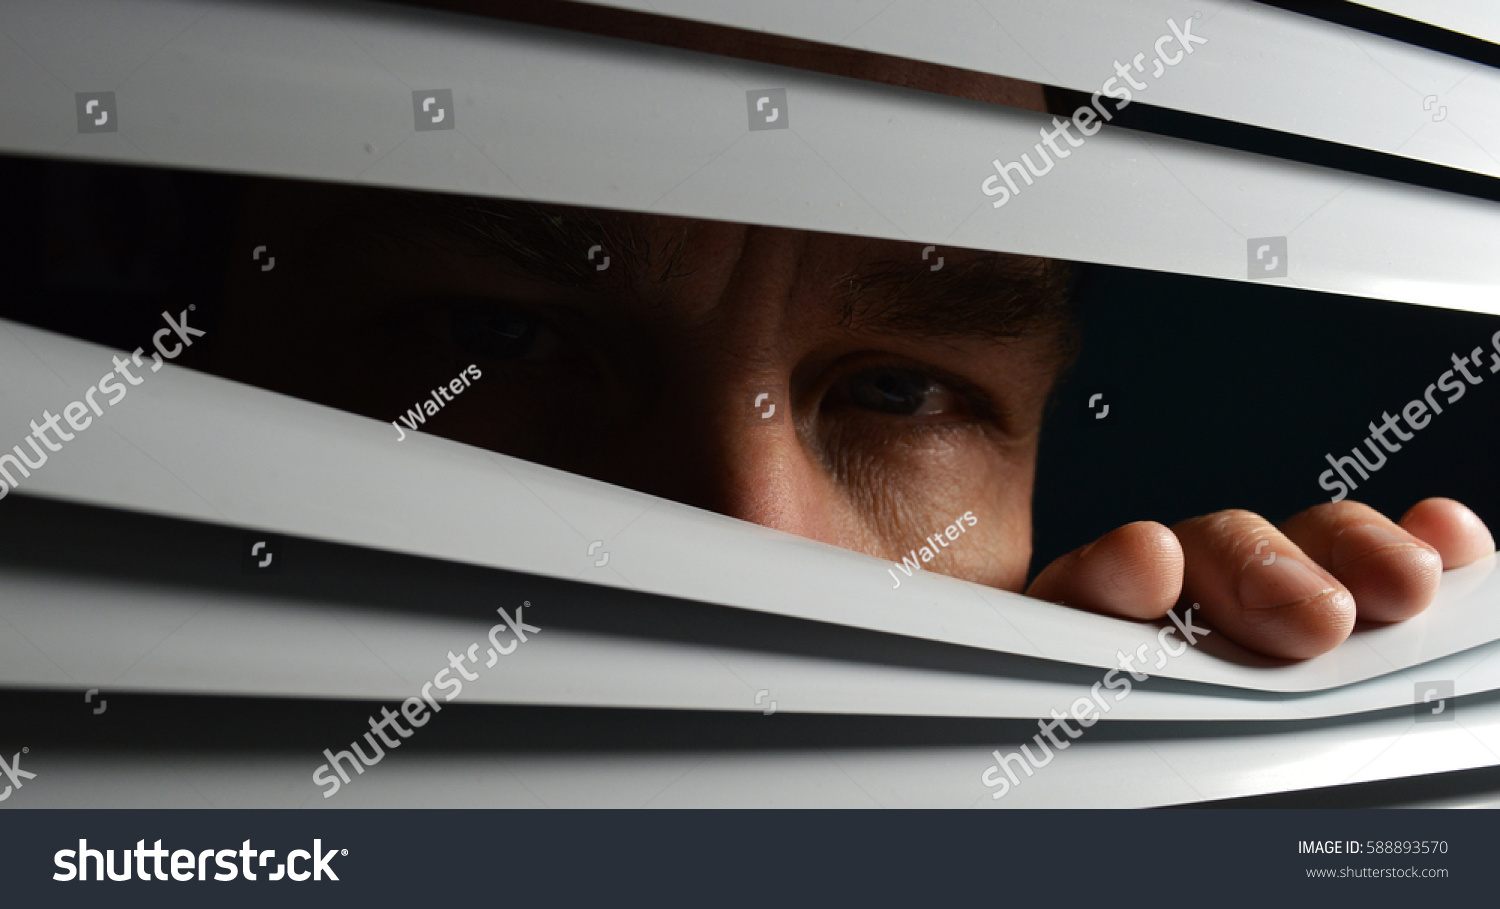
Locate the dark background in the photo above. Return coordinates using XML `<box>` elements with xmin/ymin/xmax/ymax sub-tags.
<box><xmin>1034</xmin><ymin>265</ymin><xmax>1500</xmax><ymax>570</ymax></box>
<box><xmin>1</xmin><ymin>153</ymin><xmax>1496</xmax><ymax>577</ymax></box>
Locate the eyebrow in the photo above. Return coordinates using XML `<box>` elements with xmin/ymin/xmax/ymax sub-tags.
<box><xmin>372</xmin><ymin>192</ymin><xmax>686</xmax><ymax>292</ymax></box>
<box><xmin>358</xmin><ymin>189</ymin><xmax>1073</xmax><ymax>349</ymax></box>
<box><xmin>834</xmin><ymin>253</ymin><xmax>1074</xmax><ymax>344</ymax></box>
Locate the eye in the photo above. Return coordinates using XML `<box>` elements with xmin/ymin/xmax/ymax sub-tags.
<box><xmin>839</xmin><ymin>366</ymin><xmax>969</xmax><ymax>419</ymax></box>
<box><xmin>450</xmin><ymin>302</ymin><xmax>558</xmax><ymax>361</ymax></box>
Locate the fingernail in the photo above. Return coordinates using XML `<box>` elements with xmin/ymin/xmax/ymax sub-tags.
<box><xmin>1330</xmin><ymin>523</ymin><xmax>1423</xmax><ymax>571</ymax></box>
<box><xmin>1238</xmin><ymin>555</ymin><xmax>1334</xmax><ymax>609</ymax></box>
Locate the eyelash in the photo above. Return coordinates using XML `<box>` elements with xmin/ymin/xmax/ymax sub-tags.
<box><xmin>397</xmin><ymin>298</ymin><xmax>557</xmax><ymax>363</ymax></box>
<box><xmin>817</xmin><ymin>355</ymin><xmax>1008</xmax><ymax>431</ymax></box>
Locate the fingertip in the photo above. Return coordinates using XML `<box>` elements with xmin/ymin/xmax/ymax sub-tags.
<box><xmin>1242</xmin><ymin>587</ymin><xmax>1357</xmax><ymax>661</ymax></box>
<box><xmin>1329</xmin><ymin>522</ymin><xmax>1442</xmax><ymax>623</ymax></box>
<box><xmin>1400</xmin><ymin>497</ymin><xmax>1496</xmax><ymax>569</ymax></box>
<box><xmin>1175</xmin><ymin>509</ymin><xmax>1356</xmax><ymax>660</ymax></box>
<box><xmin>1028</xmin><ymin>521</ymin><xmax>1182</xmax><ymax>620</ymax></box>
<box><xmin>1084</xmin><ymin>521</ymin><xmax>1184</xmax><ymax>618</ymax></box>
<box><xmin>1119</xmin><ymin>520</ymin><xmax>1184</xmax><ymax>564</ymax></box>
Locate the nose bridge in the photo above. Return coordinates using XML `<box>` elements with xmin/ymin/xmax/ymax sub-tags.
<box><xmin>584</xmin><ymin>335</ymin><xmax>828</xmax><ymax>539</ymax></box>
<box><xmin>601</xmin><ymin>222</ymin><xmax>844</xmax><ymax>538</ymax></box>
<box><xmin>701</xmin><ymin>400</ymin><xmax>831</xmax><ymax>541</ymax></box>
<box><xmin>662</xmin><ymin>224</ymin><xmax>826</xmax><ymax>533</ymax></box>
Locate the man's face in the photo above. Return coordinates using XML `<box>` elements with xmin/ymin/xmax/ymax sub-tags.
<box><xmin>211</xmin><ymin>183</ymin><xmax>1073</xmax><ymax>592</ymax></box>
<box><xmin>205</xmin><ymin>178</ymin><xmax>1495</xmax><ymax>663</ymax></box>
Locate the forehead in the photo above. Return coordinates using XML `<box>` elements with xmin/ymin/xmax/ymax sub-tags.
<box><xmin>584</xmin><ymin>210</ymin><xmax>1023</xmax><ymax>314</ymax></box>
<box><xmin>372</xmin><ymin>193</ymin><xmax>1069</xmax><ymax>335</ymax></box>
<box><xmin>281</xmin><ymin>182</ymin><xmax>1073</xmax><ymax>359</ymax></box>
<box><xmin>395</xmin><ymin>195</ymin><xmax>940</xmax><ymax>282</ymax></box>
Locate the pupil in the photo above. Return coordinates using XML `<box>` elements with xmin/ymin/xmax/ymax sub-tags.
<box><xmin>851</xmin><ymin>368</ymin><xmax>929</xmax><ymax>415</ymax></box>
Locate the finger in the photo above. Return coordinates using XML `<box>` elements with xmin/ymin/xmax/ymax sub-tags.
<box><xmin>1172</xmin><ymin>510</ymin><xmax>1355</xmax><ymax>660</ymax></box>
<box><xmin>1279</xmin><ymin>501</ymin><xmax>1441</xmax><ymax>623</ymax></box>
<box><xmin>1027</xmin><ymin>521</ymin><xmax>1182</xmax><ymax>620</ymax></box>
<box><xmin>1399</xmin><ymin>497</ymin><xmax>1496</xmax><ymax>568</ymax></box>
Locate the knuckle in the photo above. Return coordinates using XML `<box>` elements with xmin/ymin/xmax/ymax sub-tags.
<box><xmin>1198</xmin><ymin>508</ymin><xmax>1271</xmax><ymax>539</ymax></box>
<box><xmin>1290</xmin><ymin>499</ymin><xmax>1380</xmax><ymax>529</ymax></box>
<box><xmin>1322</xmin><ymin>500</ymin><xmax>1381</xmax><ymax>523</ymax></box>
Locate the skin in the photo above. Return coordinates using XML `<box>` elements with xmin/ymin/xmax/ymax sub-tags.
<box><xmin>200</xmin><ymin>1</ymin><xmax>1494</xmax><ymax>660</ymax></box>
<box><xmin>204</xmin><ymin>183</ymin><xmax>1495</xmax><ymax>662</ymax></box>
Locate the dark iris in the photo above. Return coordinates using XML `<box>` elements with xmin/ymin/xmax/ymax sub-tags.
<box><xmin>847</xmin><ymin>367</ymin><xmax>938</xmax><ymax>415</ymax></box>
<box><xmin>451</xmin><ymin>304</ymin><xmax>537</xmax><ymax>360</ymax></box>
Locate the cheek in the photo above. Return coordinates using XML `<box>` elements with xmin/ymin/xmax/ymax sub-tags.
<box><xmin>835</xmin><ymin>429</ymin><xmax>1036</xmax><ymax>592</ymax></box>
<box><xmin>939</xmin><ymin>453</ymin><xmax>1036</xmax><ymax>593</ymax></box>
<box><xmin>943</xmin><ymin>503</ymin><xmax>1033</xmax><ymax>593</ymax></box>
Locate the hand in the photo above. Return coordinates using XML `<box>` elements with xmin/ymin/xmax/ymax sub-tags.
<box><xmin>1026</xmin><ymin>497</ymin><xmax>1495</xmax><ymax>660</ymax></box>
